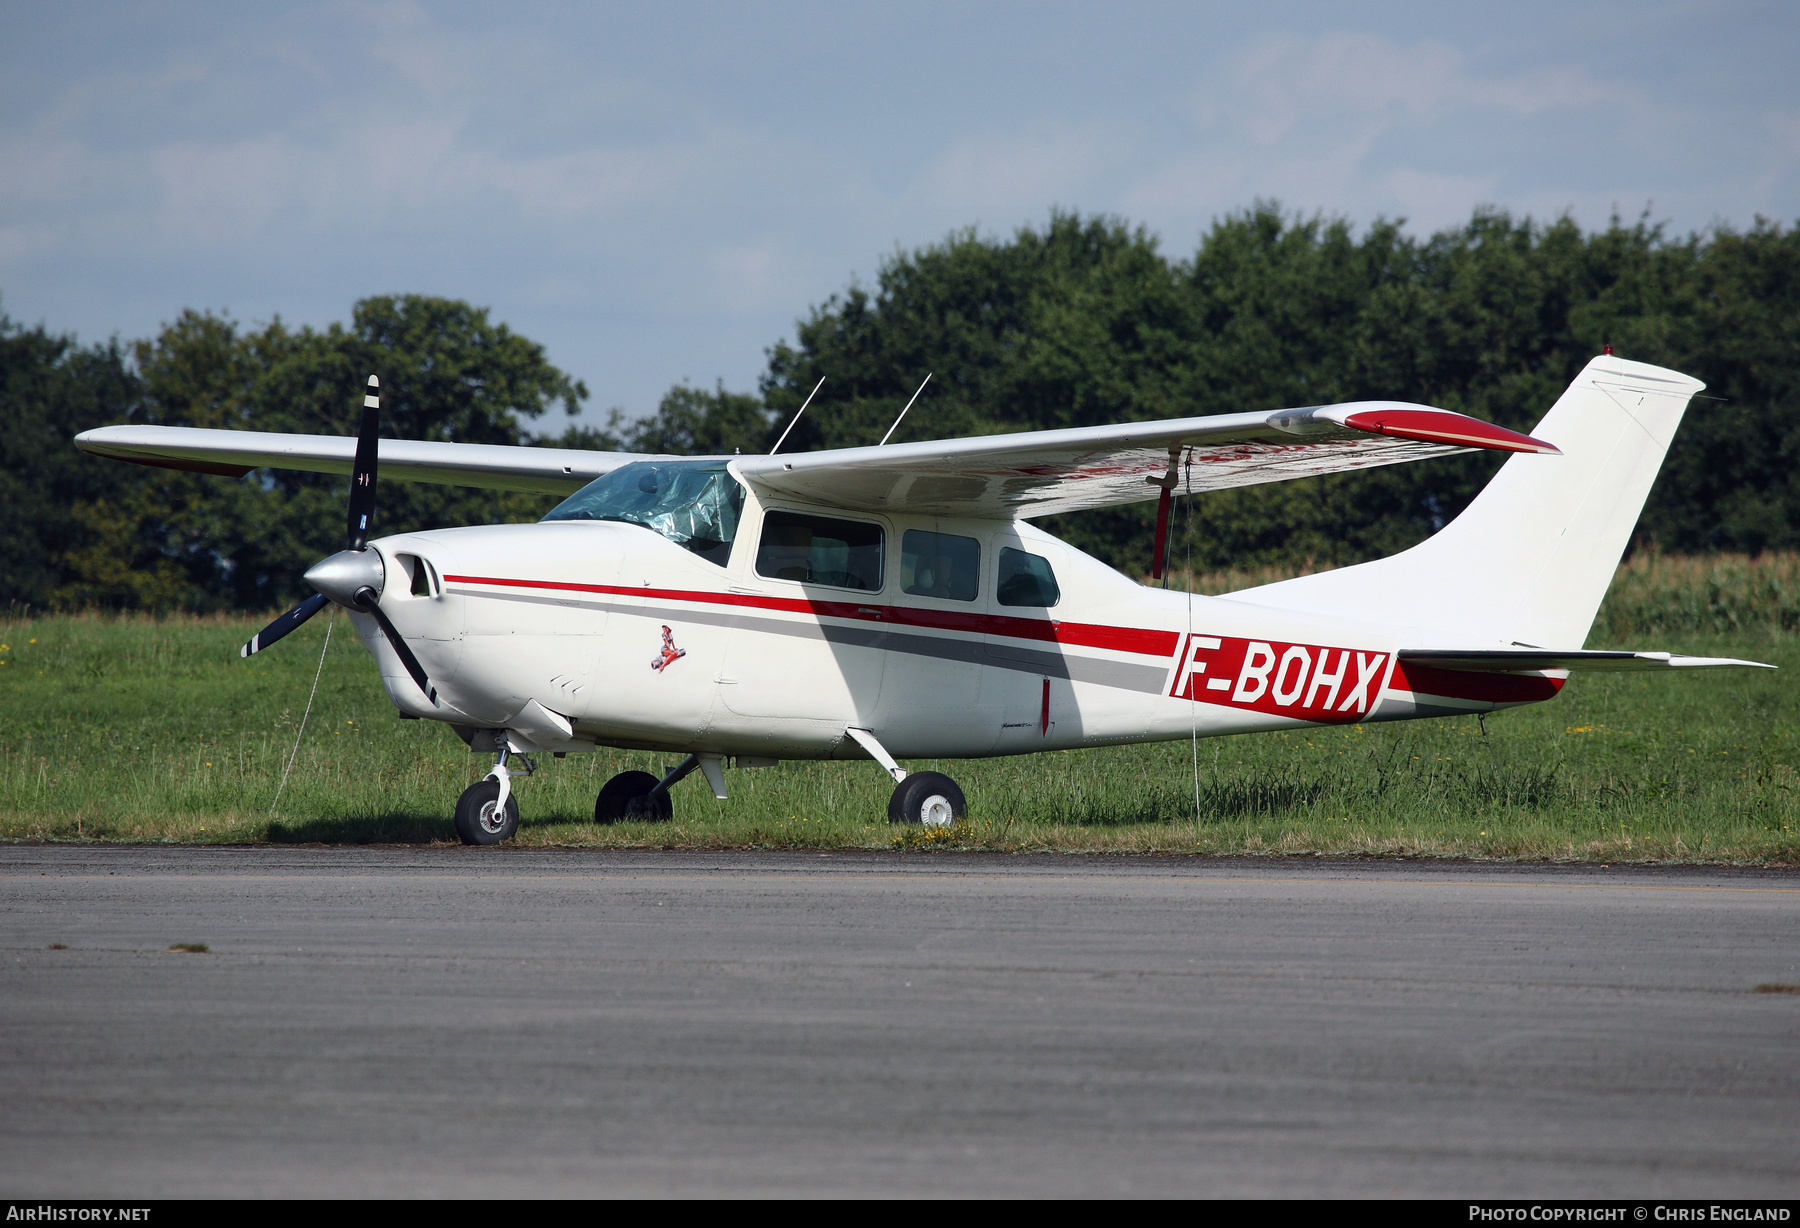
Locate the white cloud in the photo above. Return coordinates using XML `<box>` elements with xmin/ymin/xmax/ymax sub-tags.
<box><xmin>1766</xmin><ymin>110</ymin><xmax>1800</xmax><ymax>159</ymax></box>
<box><xmin>1198</xmin><ymin>30</ymin><xmax>1638</xmax><ymax>144</ymax></box>
<box><xmin>906</xmin><ymin>121</ymin><xmax>1130</xmax><ymax>224</ymax></box>
<box><xmin>1120</xmin><ymin>30</ymin><xmax>1670</xmax><ymax>238</ymax></box>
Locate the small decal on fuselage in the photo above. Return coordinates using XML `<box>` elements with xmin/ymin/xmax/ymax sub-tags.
<box><xmin>650</xmin><ymin>625</ymin><xmax>687</xmax><ymax>673</ymax></box>
<box><xmin>1169</xmin><ymin>633</ymin><xmax>1390</xmax><ymax>722</ymax></box>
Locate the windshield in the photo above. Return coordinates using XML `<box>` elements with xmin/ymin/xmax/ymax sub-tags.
<box><xmin>542</xmin><ymin>460</ymin><xmax>744</xmax><ymax>567</ymax></box>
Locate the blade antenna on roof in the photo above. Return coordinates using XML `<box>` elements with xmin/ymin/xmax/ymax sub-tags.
<box><xmin>879</xmin><ymin>373</ymin><xmax>932</xmax><ymax>446</ymax></box>
<box><xmin>769</xmin><ymin>377</ymin><xmax>826</xmax><ymax>455</ymax></box>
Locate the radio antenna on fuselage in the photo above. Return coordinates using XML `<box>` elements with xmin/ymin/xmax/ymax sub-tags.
<box><xmin>769</xmin><ymin>377</ymin><xmax>826</xmax><ymax>455</ymax></box>
<box><xmin>879</xmin><ymin>373</ymin><xmax>932</xmax><ymax>446</ymax></box>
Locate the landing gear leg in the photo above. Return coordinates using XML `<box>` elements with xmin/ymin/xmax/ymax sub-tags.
<box><xmin>454</xmin><ymin>746</ymin><xmax>531</xmax><ymax>845</ymax></box>
<box><xmin>641</xmin><ymin>754</ymin><xmax>700</xmax><ymax>816</ymax></box>
<box><xmin>846</xmin><ymin>726</ymin><xmax>968</xmax><ymax>828</ymax></box>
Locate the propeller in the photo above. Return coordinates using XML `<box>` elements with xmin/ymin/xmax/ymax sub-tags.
<box><xmin>240</xmin><ymin>375</ymin><xmax>436</xmax><ymax>704</ymax></box>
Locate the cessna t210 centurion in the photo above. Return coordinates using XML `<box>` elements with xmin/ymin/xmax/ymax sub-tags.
<box><xmin>76</xmin><ymin>355</ymin><xmax>1770</xmax><ymax>844</ymax></box>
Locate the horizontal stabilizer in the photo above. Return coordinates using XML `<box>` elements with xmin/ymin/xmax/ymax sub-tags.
<box><xmin>1398</xmin><ymin>648</ymin><xmax>1775</xmax><ymax>674</ymax></box>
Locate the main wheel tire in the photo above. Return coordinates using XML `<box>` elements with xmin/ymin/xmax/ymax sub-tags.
<box><xmin>887</xmin><ymin>771</ymin><xmax>966</xmax><ymax>827</ymax></box>
<box><xmin>595</xmin><ymin>769</ymin><xmax>673</xmax><ymax>824</ymax></box>
<box><xmin>454</xmin><ymin>778</ymin><xmax>520</xmax><ymax>846</ymax></box>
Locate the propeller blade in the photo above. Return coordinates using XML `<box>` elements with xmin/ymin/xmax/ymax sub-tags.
<box><xmin>357</xmin><ymin>593</ymin><xmax>438</xmax><ymax>705</ymax></box>
<box><xmin>240</xmin><ymin>592</ymin><xmax>329</xmax><ymax>658</ymax></box>
<box><xmin>346</xmin><ymin>374</ymin><xmax>380</xmax><ymax>550</ymax></box>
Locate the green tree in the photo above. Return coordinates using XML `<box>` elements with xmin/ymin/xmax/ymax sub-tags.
<box><xmin>1638</xmin><ymin>219</ymin><xmax>1800</xmax><ymax>552</ymax></box>
<box><xmin>0</xmin><ymin>313</ymin><xmax>143</xmax><ymax>609</ymax></box>
<box><xmin>698</xmin><ymin>206</ymin><xmax>1799</xmax><ymax>574</ymax></box>
<box><xmin>55</xmin><ymin>295</ymin><xmax>592</xmax><ymax>611</ymax></box>
<box><xmin>625</xmin><ymin>382</ymin><xmax>773</xmax><ymax>456</ymax></box>
<box><xmin>756</xmin><ymin>213</ymin><xmax>1188</xmax><ymax>456</ymax></box>
<box><xmin>15</xmin><ymin>204</ymin><xmax>1799</xmax><ymax>613</ymax></box>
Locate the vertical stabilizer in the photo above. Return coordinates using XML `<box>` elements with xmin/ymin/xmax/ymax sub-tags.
<box><xmin>1235</xmin><ymin>356</ymin><xmax>1705</xmax><ymax>649</ymax></box>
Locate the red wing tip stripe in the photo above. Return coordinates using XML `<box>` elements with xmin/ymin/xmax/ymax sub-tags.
<box><xmin>1340</xmin><ymin>410</ymin><xmax>1560</xmax><ymax>456</ymax></box>
<box><xmin>1392</xmin><ymin>429</ymin><xmax>1559</xmax><ymax>454</ymax></box>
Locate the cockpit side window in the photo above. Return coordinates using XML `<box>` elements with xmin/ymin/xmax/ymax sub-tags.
<box><xmin>756</xmin><ymin>511</ymin><xmax>884</xmax><ymax>591</ymax></box>
<box><xmin>901</xmin><ymin>529</ymin><xmax>980</xmax><ymax>601</ymax></box>
<box><xmin>541</xmin><ymin>461</ymin><xmax>744</xmax><ymax>566</ymax></box>
<box><xmin>997</xmin><ymin>546</ymin><xmax>1060</xmax><ymax>607</ymax></box>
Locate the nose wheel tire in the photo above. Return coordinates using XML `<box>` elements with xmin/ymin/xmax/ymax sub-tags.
<box><xmin>454</xmin><ymin>778</ymin><xmax>520</xmax><ymax>845</ymax></box>
<box><xmin>595</xmin><ymin>770</ymin><xmax>674</xmax><ymax>824</ymax></box>
<box><xmin>888</xmin><ymin>771</ymin><xmax>966</xmax><ymax>827</ymax></box>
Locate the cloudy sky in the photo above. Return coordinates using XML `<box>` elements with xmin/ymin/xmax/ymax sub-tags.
<box><xmin>3</xmin><ymin>1</ymin><xmax>1796</xmax><ymax>424</ymax></box>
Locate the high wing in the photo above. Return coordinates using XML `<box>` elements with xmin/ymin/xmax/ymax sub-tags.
<box><xmin>75</xmin><ymin>399</ymin><xmax>1552</xmax><ymax>515</ymax></box>
<box><xmin>1399</xmin><ymin>649</ymin><xmax>1775</xmax><ymax>673</ymax></box>
<box><xmin>74</xmin><ymin>425</ymin><xmax>651</xmax><ymax>495</ymax></box>
<box><xmin>733</xmin><ymin>401</ymin><xmax>1556</xmax><ymax>518</ymax></box>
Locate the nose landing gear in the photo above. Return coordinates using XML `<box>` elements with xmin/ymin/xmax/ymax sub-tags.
<box><xmin>454</xmin><ymin>746</ymin><xmax>530</xmax><ymax>845</ymax></box>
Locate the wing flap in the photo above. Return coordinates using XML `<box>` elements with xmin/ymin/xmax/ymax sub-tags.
<box><xmin>75</xmin><ymin>425</ymin><xmax>648</xmax><ymax>495</ymax></box>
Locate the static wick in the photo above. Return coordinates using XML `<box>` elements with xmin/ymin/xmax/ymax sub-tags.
<box><xmin>879</xmin><ymin>373</ymin><xmax>932</xmax><ymax>446</ymax></box>
<box><xmin>769</xmin><ymin>377</ymin><xmax>826</xmax><ymax>455</ymax></box>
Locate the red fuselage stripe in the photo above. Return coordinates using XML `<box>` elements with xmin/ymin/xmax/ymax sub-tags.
<box><xmin>440</xmin><ymin>573</ymin><xmax>1179</xmax><ymax>657</ymax></box>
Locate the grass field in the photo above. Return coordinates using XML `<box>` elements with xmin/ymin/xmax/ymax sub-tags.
<box><xmin>2</xmin><ymin>552</ymin><xmax>1796</xmax><ymax>863</ymax></box>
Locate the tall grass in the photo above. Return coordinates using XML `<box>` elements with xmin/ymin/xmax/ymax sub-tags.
<box><xmin>1162</xmin><ymin>549</ymin><xmax>1800</xmax><ymax>634</ymax></box>
<box><xmin>1</xmin><ymin>556</ymin><xmax>1795</xmax><ymax>862</ymax></box>
<box><xmin>1592</xmin><ymin>551</ymin><xmax>1800</xmax><ymax>637</ymax></box>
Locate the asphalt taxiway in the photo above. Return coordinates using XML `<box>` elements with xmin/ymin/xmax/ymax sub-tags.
<box><xmin>2</xmin><ymin>846</ymin><xmax>1796</xmax><ymax>1197</ymax></box>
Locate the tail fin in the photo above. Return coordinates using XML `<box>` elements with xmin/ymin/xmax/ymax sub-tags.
<box><xmin>1236</xmin><ymin>355</ymin><xmax>1705</xmax><ymax>649</ymax></box>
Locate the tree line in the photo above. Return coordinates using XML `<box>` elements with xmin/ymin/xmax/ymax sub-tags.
<box><xmin>4</xmin><ymin>204</ymin><xmax>1797</xmax><ymax>612</ymax></box>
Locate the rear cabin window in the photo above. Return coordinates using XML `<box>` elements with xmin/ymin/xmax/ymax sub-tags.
<box><xmin>997</xmin><ymin>546</ymin><xmax>1061</xmax><ymax>607</ymax></box>
<box><xmin>756</xmin><ymin>511</ymin><xmax>885</xmax><ymax>591</ymax></box>
<box><xmin>901</xmin><ymin>530</ymin><xmax>980</xmax><ymax>601</ymax></box>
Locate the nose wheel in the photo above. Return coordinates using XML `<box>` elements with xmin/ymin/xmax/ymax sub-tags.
<box><xmin>455</xmin><ymin>745</ymin><xmax>530</xmax><ymax>845</ymax></box>
<box><xmin>454</xmin><ymin>778</ymin><xmax>520</xmax><ymax>845</ymax></box>
<box><xmin>888</xmin><ymin>771</ymin><xmax>966</xmax><ymax>827</ymax></box>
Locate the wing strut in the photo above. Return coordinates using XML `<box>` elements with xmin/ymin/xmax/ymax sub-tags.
<box><xmin>1148</xmin><ymin>448</ymin><xmax>1181</xmax><ymax>583</ymax></box>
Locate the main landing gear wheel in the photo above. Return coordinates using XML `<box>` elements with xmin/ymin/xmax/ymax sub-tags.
<box><xmin>595</xmin><ymin>770</ymin><xmax>673</xmax><ymax>824</ymax></box>
<box><xmin>888</xmin><ymin>771</ymin><xmax>966</xmax><ymax>828</ymax></box>
<box><xmin>454</xmin><ymin>778</ymin><xmax>519</xmax><ymax>846</ymax></box>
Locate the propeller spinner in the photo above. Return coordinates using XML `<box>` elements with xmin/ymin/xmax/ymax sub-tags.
<box><xmin>240</xmin><ymin>375</ymin><xmax>436</xmax><ymax>704</ymax></box>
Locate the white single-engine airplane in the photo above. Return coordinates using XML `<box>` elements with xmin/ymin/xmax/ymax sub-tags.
<box><xmin>76</xmin><ymin>355</ymin><xmax>1771</xmax><ymax>843</ymax></box>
